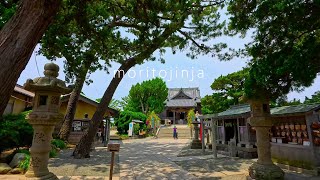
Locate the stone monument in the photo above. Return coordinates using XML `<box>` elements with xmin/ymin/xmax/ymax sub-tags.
<box><xmin>24</xmin><ymin>63</ymin><xmax>71</xmax><ymax>180</ymax></box>
<box><xmin>190</xmin><ymin>120</ymin><xmax>202</xmax><ymax>149</ymax></box>
<box><xmin>248</xmin><ymin>100</ymin><xmax>284</xmax><ymax>180</ymax></box>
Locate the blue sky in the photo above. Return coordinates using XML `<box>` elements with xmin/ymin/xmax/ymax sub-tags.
<box><xmin>17</xmin><ymin>40</ymin><xmax>319</xmax><ymax>103</ymax></box>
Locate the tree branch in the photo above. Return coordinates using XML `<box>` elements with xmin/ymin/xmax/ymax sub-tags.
<box><xmin>178</xmin><ymin>30</ymin><xmax>204</xmax><ymax>50</ymax></box>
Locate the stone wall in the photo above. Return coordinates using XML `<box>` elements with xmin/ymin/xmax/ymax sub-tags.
<box><xmin>271</xmin><ymin>143</ymin><xmax>314</xmax><ymax>164</ymax></box>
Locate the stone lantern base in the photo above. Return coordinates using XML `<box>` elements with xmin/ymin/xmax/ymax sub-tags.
<box><xmin>248</xmin><ymin>163</ymin><xmax>284</xmax><ymax>180</ymax></box>
<box><xmin>25</xmin><ymin>172</ymin><xmax>58</xmax><ymax>180</ymax></box>
<box><xmin>190</xmin><ymin>139</ymin><xmax>202</xmax><ymax>149</ymax></box>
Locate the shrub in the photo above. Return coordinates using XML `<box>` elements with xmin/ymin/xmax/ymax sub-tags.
<box><xmin>51</xmin><ymin>139</ymin><xmax>67</xmax><ymax>149</ymax></box>
<box><xmin>0</xmin><ymin>111</ymin><xmax>33</xmax><ymax>153</ymax></box>
<box><xmin>115</xmin><ymin>111</ymin><xmax>147</xmax><ymax>134</ymax></box>
<box><xmin>49</xmin><ymin>148</ymin><xmax>58</xmax><ymax>158</ymax></box>
<box><xmin>133</xmin><ymin>124</ymin><xmax>140</xmax><ymax>135</ymax></box>
<box><xmin>18</xmin><ymin>154</ymin><xmax>30</xmax><ymax>171</ymax></box>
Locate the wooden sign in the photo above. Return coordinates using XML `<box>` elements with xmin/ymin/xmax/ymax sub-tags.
<box><xmin>108</xmin><ymin>143</ymin><xmax>120</xmax><ymax>152</ymax></box>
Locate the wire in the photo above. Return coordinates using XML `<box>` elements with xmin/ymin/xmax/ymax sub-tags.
<box><xmin>34</xmin><ymin>51</ymin><xmax>41</xmax><ymax>76</ymax></box>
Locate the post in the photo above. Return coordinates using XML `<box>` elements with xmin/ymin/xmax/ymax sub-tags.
<box><xmin>108</xmin><ymin>143</ymin><xmax>120</xmax><ymax>180</ymax></box>
<box><xmin>104</xmin><ymin>118</ymin><xmax>108</xmax><ymax>147</ymax></box>
<box><xmin>107</xmin><ymin>118</ymin><xmax>111</xmax><ymax>144</ymax></box>
<box><xmin>201</xmin><ymin>117</ymin><xmax>205</xmax><ymax>154</ymax></box>
<box><xmin>211</xmin><ymin>118</ymin><xmax>217</xmax><ymax>158</ymax></box>
<box><xmin>109</xmin><ymin>152</ymin><xmax>115</xmax><ymax>180</ymax></box>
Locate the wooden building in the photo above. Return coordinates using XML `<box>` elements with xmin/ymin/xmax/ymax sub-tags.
<box><xmin>202</xmin><ymin>103</ymin><xmax>320</xmax><ymax>168</ymax></box>
<box><xmin>4</xmin><ymin>85</ymin><xmax>34</xmax><ymax>115</ymax></box>
<box><xmin>159</xmin><ymin>88</ymin><xmax>201</xmax><ymax>125</ymax></box>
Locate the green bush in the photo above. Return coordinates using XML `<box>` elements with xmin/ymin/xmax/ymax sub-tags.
<box><xmin>51</xmin><ymin>139</ymin><xmax>67</xmax><ymax>149</ymax></box>
<box><xmin>0</xmin><ymin>111</ymin><xmax>33</xmax><ymax>152</ymax></box>
<box><xmin>115</xmin><ymin>111</ymin><xmax>147</xmax><ymax>134</ymax></box>
<box><xmin>18</xmin><ymin>154</ymin><xmax>30</xmax><ymax>171</ymax></box>
<box><xmin>49</xmin><ymin>148</ymin><xmax>58</xmax><ymax>158</ymax></box>
<box><xmin>133</xmin><ymin>124</ymin><xmax>140</xmax><ymax>135</ymax></box>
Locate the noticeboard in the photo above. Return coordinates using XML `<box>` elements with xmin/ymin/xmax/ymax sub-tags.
<box><xmin>128</xmin><ymin>122</ymin><xmax>133</xmax><ymax>137</ymax></box>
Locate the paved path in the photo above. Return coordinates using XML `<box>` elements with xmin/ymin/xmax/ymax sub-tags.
<box><xmin>119</xmin><ymin>138</ymin><xmax>196</xmax><ymax>180</ymax></box>
<box><xmin>2</xmin><ymin>138</ymin><xmax>319</xmax><ymax>180</ymax></box>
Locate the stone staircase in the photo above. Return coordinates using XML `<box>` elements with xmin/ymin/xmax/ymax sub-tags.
<box><xmin>157</xmin><ymin>125</ymin><xmax>192</xmax><ymax>139</ymax></box>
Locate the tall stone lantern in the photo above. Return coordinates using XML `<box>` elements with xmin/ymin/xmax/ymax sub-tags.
<box><xmin>24</xmin><ymin>63</ymin><xmax>71</xmax><ymax>180</ymax></box>
<box><xmin>248</xmin><ymin>100</ymin><xmax>284</xmax><ymax>180</ymax></box>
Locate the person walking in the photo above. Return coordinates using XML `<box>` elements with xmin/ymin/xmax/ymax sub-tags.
<box><xmin>173</xmin><ymin>125</ymin><xmax>178</xmax><ymax>139</ymax></box>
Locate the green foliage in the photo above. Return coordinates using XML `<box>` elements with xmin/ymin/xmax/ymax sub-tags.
<box><xmin>0</xmin><ymin>1</ymin><xmax>17</xmax><ymax>29</ymax></box>
<box><xmin>37</xmin><ymin>0</ymin><xmax>227</xmax><ymax>85</ymax></box>
<box><xmin>304</xmin><ymin>91</ymin><xmax>320</xmax><ymax>104</ymax></box>
<box><xmin>96</xmin><ymin>98</ymin><xmax>123</xmax><ymax>111</ymax></box>
<box><xmin>18</xmin><ymin>154</ymin><xmax>30</xmax><ymax>171</ymax></box>
<box><xmin>118</xmin><ymin>134</ymin><xmax>129</xmax><ymax>140</ymax></box>
<box><xmin>187</xmin><ymin>109</ymin><xmax>195</xmax><ymax>127</ymax></box>
<box><xmin>5</xmin><ymin>149</ymin><xmax>30</xmax><ymax>164</ymax></box>
<box><xmin>133</xmin><ymin>124</ymin><xmax>140</xmax><ymax>135</ymax></box>
<box><xmin>126</xmin><ymin>78</ymin><xmax>168</xmax><ymax>114</ymax></box>
<box><xmin>211</xmin><ymin>68</ymin><xmax>248</xmax><ymax>104</ymax></box>
<box><xmin>115</xmin><ymin>111</ymin><xmax>147</xmax><ymax>134</ymax></box>
<box><xmin>0</xmin><ymin>111</ymin><xmax>33</xmax><ymax>152</ymax></box>
<box><xmin>227</xmin><ymin>0</ymin><xmax>320</xmax><ymax>100</ymax></box>
<box><xmin>4</xmin><ymin>148</ymin><xmax>31</xmax><ymax>171</ymax></box>
<box><xmin>201</xmin><ymin>69</ymin><xmax>248</xmax><ymax>114</ymax></box>
<box><xmin>146</xmin><ymin>111</ymin><xmax>160</xmax><ymax>128</ymax></box>
<box><xmin>49</xmin><ymin>148</ymin><xmax>58</xmax><ymax>158</ymax></box>
<box><xmin>51</xmin><ymin>139</ymin><xmax>67</xmax><ymax>150</ymax></box>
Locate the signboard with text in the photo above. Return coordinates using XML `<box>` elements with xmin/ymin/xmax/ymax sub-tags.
<box><xmin>128</xmin><ymin>122</ymin><xmax>133</xmax><ymax>137</ymax></box>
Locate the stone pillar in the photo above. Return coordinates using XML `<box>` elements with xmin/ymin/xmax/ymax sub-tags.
<box><xmin>24</xmin><ymin>63</ymin><xmax>71</xmax><ymax>180</ymax></box>
<box><xmin>211</xmin><ymin>118</ymin><xmax>217</xmax><ymax>158</ymax></box>
<box><xmin>248</xmin><ymin>100</ymin><xmax>284</xmax><ymax>180</ymax></box>
<box><xmin>190</xmin><ymin>121</ymin><xmax>202</xmax><ymax>149</ymax></box>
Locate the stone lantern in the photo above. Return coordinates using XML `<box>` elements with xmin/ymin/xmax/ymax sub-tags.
<box><xmin>24</xmin><ymin>63</ymin><xmax>71</xmax><ymax>180</ymax></box>
<box><xmin>190</xmin><ymin>112</ymin><xmax>202</xmax><ymax>149</ymax></box>
<box><xmin>248</xmin><ymin>100</ymin><xmax>284</xmax><ymax>180</ymax></box>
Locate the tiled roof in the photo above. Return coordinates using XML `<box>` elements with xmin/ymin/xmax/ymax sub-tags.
<box><xmin>217</xmin><ymin>104</ymin><xmax>250</xmax><ymax>117</ymax></box>
<box><xmin>61</xmin><ymin>94</ymin><xmax>119</xmax><ymax>114</ymax></box>
<box><xmin>168</xmin><ymin>88</ymin><xmax>200</xmax><ymax>99</ymax></box>
<box><xmin>214</xmin><ymin>103</ymin><xmax>320</xmax><ymax>118</ymax></box>
<box><xmin>166</xmin><ymin>87</ymin><xmax>201</xmax><ymax>107</ymax></box>
<box><xmin>271</xmin><ymin>103</ymin><xmax>320</xmax><ymax>115</ymax></box>
<box><xmin>166</xmin><ymin>99</ymin><xmax>198</xmax><ymax>107</ymax></box>
<box><xmin>14</xmin><ymin>85</ymin><xmax>35</xmax><ymax>97</ymax></box>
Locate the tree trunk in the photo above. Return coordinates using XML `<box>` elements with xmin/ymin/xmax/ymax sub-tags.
<box><xmin>0</xmin><ymin>0</ymin><xmax>61</xmax><ymax>115</ymax></box>
<box><xmin>58</xmin><ymin>76</ymin><xmax>86</xmax><ymax>141</ymax></box>
<box><xmin>73</xmin><ymin>59</ymin><xmax>137</xmax><ymax>158</ymax></box>
<box><xmin>72</xmin><ymin>25</ymin><xmax>179</xmax><ymax>158</ymax></box>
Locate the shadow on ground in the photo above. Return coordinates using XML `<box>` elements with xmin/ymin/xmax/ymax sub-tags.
<box><xmin>48</xmin><ymin>143</ymin><xmax>120</xmax><ymax>177</ymax></box>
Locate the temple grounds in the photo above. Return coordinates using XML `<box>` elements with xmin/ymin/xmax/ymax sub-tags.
<box><xmin>1</xmin><ymin>138</ymin><xmax>319</xmax><ymax>179</ymax></box>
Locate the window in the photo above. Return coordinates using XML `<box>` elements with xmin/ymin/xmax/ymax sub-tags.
<box><xmin>39</xmin><ymin>95</ymin><xmax>48</xmax><ymax>106</ymax></box>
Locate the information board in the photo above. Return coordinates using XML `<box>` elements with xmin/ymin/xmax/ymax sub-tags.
<box><xmin>128</xmin><ymin>122</ymin><xmax>133</xmax><ymax>137</ymax></box>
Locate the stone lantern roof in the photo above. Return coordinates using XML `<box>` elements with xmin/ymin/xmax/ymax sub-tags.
<box><xmin>24</xmin><ymin>62</ymin><xmax>71</xmax><ymax>94</ymax></box>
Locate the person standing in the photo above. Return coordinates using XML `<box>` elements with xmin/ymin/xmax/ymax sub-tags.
<box><xmin>173</xmin><ymin>125</ymin><xmax>178</xmax><ymax>139</ymax></box>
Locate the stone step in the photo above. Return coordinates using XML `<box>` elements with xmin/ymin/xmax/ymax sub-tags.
<box><xmin>157</xmin><ymin>127</ymin><xmax>191</xmax><ymax>139</ymax></box>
